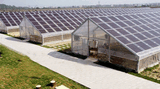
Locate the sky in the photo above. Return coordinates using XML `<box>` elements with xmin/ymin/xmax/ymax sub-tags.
<box><xmin>0</xmin><ymin>0</ymin><xmax>160</xmax><ymax>7</ymax></box>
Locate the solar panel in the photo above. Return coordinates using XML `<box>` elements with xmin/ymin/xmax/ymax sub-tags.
<box><xmin>39</xmin><ymin>29</ymin><xmax>47</xmax><ymax>33</ymax></box>
<box><xmin>108</xmin><ymin>16</ymin><xmax>119</xmax><ymax>21</ymax></box>
<box><xmin>35</xmin><ymin>25</ymin><xmax>43</xmax><ymax>29</ymax></box>
<box><xmin>149</xmin><ymin>31</ymin><xmax>160</xmax><ymax>36</ymax></box>
<box><xmin>98</xmin><ymin>23</ymin><xmax>111</xmax><ymax>29</ymax></box>
<box><xmin>130</xmin><ymin>15</ymin><xmax>140</xmax><ymax>19</ymax></box>
<box><xmin>107</xmin><ymin>30</ymin><xmax>120</xmax><ymax>36</ymax></box>
<box><xmin>127</xmin><ymin>44</ymin><xmax>142</xmax><ymax>52</ymax></box>
<box><xmin>126</xmin><ymin>35</ymin><xmax>139</xmax><ymax>42</ymax></box>
<box><xmin>123</xmin><ymin>15</ymin><xmax>133</xmax><ymax>20</ymax></box>
<box><xmin>43</xmin><ymin>25</ymin><xmax>50</xmax><ymax>28</ymax></box>
<box><xmin>60</xmin><ymin>27</ymin><xmax>68</xmax><ymax>31</ymax></box>
<box><xmin>116</xmin><ymin>16</ymin><xmax>127</xmax><ymax>21</ymax></box>
<box><xmin>136</xmin><ymin>42</ymin><xmax>150</xmax><ymax>50</ymax></box>
<box><xmin>144</xmin><ymin>40</ymin><xmax>158</xmax><ymax>47</ymax></box>
<box><xmin>140</xmin><ymin>25</ymin><xmax>151</xmax><ymax>31</ymax></box>
<box><xmin>54</xmin><ymin>27</ymin><xmax>61</xmax><ymax>32</ymax></box>
<box><xmin>133</xmin><ymin>26</ymin><xmax>144</xmax><ymax>32</ymax></box>
<box><xmin>142</xmin><ymin>32</ymin><xmax>154</xmax><ymax>38</ymax></box>
<box><xmin>5</xmin><ymin>23</ymin><xmax>11</xmax><ymax>26</ymax></box>
<box><xmin>131</xmin><ymin>20</ymin><xmax>141</xmax><ymax>25</ymax></box>
<box><xmin>47</xmin><ymin>28</ymin><xmax>54</xmax><ymax>32</ymax></box>
<box><xmin>125</xmin><ymin>27</ymin><xmax>137</xmax><ymax>33</ymax></box>
<box><xmin>108</xmin><ymin>22</ymin><xmax>120</xmax><ymax>28</ymax></box>
<box><xmin>116</xmin><ymin>21</ymin><xmax>127</xmax><ymax>27</ymax></box>
<box><xmin>152</xmin><ymin>38</ymin><xmax>160</xmax><ymax>44</ymax></box>
<box><xmin>153</xmin><ymin>23</ymin><xmax>160</xmax><ymax>28</ymax></box>
<box><xmin>117</xmin><ymin>36</ymin><xmax>131</xmax><ymax>44</ymax></box>
<box><xmin>67</xmin><ymin>26</ymin><xmax>74</xmax><ymax>30</ymax></box>
<box><xmin>116</xmin><ymin>28</ymin><xmax>129</xmax><ymax>35</ymax></box>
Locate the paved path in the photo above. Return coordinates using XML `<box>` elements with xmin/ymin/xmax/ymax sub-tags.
<box><xmin>0</xmin><ymin>34</ymin><xmax>160</xmax><ymax>89</ymax></box>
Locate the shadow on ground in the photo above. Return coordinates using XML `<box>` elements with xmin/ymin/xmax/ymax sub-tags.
<box><xmin>5</xmin><ymin>36</ymin><xmax>41</xmax><ymax>46</ymax></box>
<box><xmin>48</xmin><ymin>51</ymin><xmax>99</xmax><ymax>66</ymax></box>
<box><xmin>48</xmin><ymin>51</ymin><xmax>135</xmax><ymax>73</ymax></box>
<box><xmin>94</xmin><ymin>61</ymin><xmax>135</xmax><ymax>73</ymax></box>
<box><xmin>5</xmin><ymin>37</ymin><xmax>24</xmax><ymax>42</ymax></box>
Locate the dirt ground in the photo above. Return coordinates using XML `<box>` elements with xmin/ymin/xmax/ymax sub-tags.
<box><xmin>45</xmin><ymin>41</ymin><xmax>71</xmax><ymax>47</ymax></box>
<box><xmin>8</xmin><ymin>32</ymin><xmax>20</xmax><ymax>37</ymax></box>
<box><xmin>141</xmin><ymin>64</ymin><xmax>160</xmax><ymax>80</ymax></box>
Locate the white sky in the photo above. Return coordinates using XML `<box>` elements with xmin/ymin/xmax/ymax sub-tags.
<box><xmin>0</xmin><ymin>0</ymin><xmax>160</xmax><ymax>7</ymax></box>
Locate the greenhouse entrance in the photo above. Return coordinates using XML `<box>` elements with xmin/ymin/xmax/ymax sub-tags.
<box><xmin>72</xmin><ymin>20</ymin><xmax>110</xmax><ymax>62</ymax></box>
<box><xmin>89</xmin><ymin>39</ymin><xmax>110</xmax><ymax>62</ymax></box>
<box><xmin>72</xmin><ymin>34</ymin><xmax>110</xmax><ymax>62</ymax></box>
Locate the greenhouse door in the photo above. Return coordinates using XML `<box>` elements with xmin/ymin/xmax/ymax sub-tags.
<box><xmin>26</xmin><ymin>28</ymin><xmax>30</xmax><ymax>40</ymax></box>
<box><xmin>81</xmin><ymin>38</ymin><xmax>89</xmax><ymax>56</ymax></box>
<box><xmin>72</xmin><ymin>36</ymin><xmax>89</xmax><ymax>56</ymax></box>
<box><xmin>23</xmin><ymin>27</ymin><xmax>30</xmax><ymax>40</ymax></box>
<box><xmin>89</xmin><ymin>40</ymin><xmax>98</xmax><ymax>57</ymax></box>
<box><xmin>97</xmin><ymin>40</ymin><xmax>109</xmax><ymax>62</ymax></box>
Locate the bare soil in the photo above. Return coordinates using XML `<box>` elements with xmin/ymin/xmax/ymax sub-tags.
<box><xmin>45</xmin><ymin>41</ymin><xmax>71</xmax><ymax>48</ymax></box>
<box><xmin>8</xmin><ymin>32</ymin><xmax>20</xmax><ymax>37</ymax></box>
<box><xmin>141</xmin><ymin>64</ymin><xmax>160</xmax><ymax>80</ymax></box>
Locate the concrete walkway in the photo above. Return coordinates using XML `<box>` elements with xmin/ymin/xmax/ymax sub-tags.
<box><xmin>0</xmin><ymin>34</ymin><xmax>160</xmax><ymax>89</ymax></box>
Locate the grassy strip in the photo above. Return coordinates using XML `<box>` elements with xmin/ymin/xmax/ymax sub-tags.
<box><xmin>143</xmin><ymin>64</ymin><xmax>159</xmax><ymax>72</ymax></box>
<box><xmin>129</xmin><ymin>64</ymin><xmax>160</xmax><ymax>84</ymax></box>
<box><xmin>0</xmin><ymin>45</ymin><xmax>88</xmax><ymax>89</ymax></box>
<box><xmin>129</xmin><ymin>72</ymin><xmax>160</xmax><ymax>84</ymax></box>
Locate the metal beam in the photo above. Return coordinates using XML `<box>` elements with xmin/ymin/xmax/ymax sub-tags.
<box><xmin>88</xmin><ymin>18</ymin><xmax>90</xmax><ymax>56</ymax></box>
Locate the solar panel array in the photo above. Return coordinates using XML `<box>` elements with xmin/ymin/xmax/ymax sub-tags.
<box><xmin>1</xmin><ymin>8</ymin><xmax>160</xmax><ymax>27</ymax></box>
<box><xmin>25</xmin><ymin>12</ymin><xmax>85</xmax><ymax>33</ymax></box>
<box><xmin>21</xmin><ymin>8</ymin><xmax>160</xmax><ymax>34</ymax></box>
<box><xmin>0</xmin><ymin>12</ymin><xmax>23</xmax><ymax>26</ymax></box>
<box><xmin>90</xmin><ymin>12</ymin><xmax>160</xmax><ymax>54</ymax></box>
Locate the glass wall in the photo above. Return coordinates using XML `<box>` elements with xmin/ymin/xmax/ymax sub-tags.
<box><xmin>0</xmin><ymin>19</ymin><xmax>6</xmax><ymax>33</ymax></box>
<box><xmin>72</xmin><ymin>19</ymin><xmax>137</xmax><ymax>62</ymax></box>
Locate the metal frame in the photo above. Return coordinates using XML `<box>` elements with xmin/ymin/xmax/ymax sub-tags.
<box><xmin>88</xmin><ymin>18</ymin><xmax>90</xmax><ymax>56</ymax></box>
<box><xmin>20</xmin><ymin>16</ymin><xmax>42</xmax><ymax>40</ymax></box>
<box><xmin>71</xmin><ymin>18</ymin><xmax>89</xmax><ymax>52</ymax></box>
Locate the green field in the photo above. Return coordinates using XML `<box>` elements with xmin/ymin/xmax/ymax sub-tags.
<box><xmin>0</xmin><ymin>45</ymin><xmax>88</xmax><ymax>89</ymax></box>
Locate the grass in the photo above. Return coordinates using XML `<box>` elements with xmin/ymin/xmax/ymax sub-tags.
<box><xmin>0</xmin><ymin>45</ymin><xmax>88</xmax><ymax>89</ymax></box>
<box><xmin>129</xmin><ymin>64</ymin><xmax>160</xmax><ymax>84</ymax></box>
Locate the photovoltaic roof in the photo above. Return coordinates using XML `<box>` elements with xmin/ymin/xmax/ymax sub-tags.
<box><xmin>1</xmin><ymin>7</ymin><xmax>160</xmax><ymax>27</ymax></box>
<box><xmin>89</xmin><ymin>12</ymin><xmax>160</xmax><ymax>58</ymax></box>
<box><xmin>0</xmin><ymin>12</ymin><xmax>23</xmax><ymax>26</ymax></box>
<box><xmin>22</xmin><ymin>8</ymin><xmax>160</xmax><ymax>34</ymax></box>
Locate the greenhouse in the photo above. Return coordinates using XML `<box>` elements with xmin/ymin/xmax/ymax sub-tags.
<box><xmin>0</xmin><ymin>12</ymin><xmax>23</xmax><ymax>34</ymax></box>
<box><xmin>71</xmin><ymin>13</ymin><xmax>160</xmax><ymax>73</ymax></box>
<box><xmin>20</xmin><ymin>14</ymin><xmax>74</xmax><ymax>45</ymax></box>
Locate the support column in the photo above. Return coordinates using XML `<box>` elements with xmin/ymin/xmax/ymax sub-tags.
<box><xmin>108</xmin><ymin>36</ymin><xmax>111</xmax><ymax>62</ymax></box>
<box><xmin>88</xmin><ymin>19</ymin><xmax>90</xmax><ymax>56</ymax></box>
